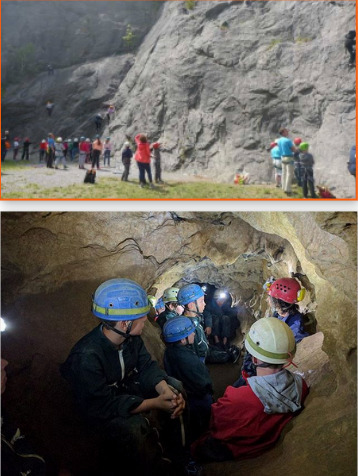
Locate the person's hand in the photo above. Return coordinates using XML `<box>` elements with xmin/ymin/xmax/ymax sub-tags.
<box><xmin>155</xmin><ymin>392</ymin><xmax>180</xmax><ymax>414</ymax></box>
<box><xmin>157</xmin><ymin>382</ymin><xmax>186</xmax><ymax>418</ymax></box>
<box><xmin>170</xmin><ymin>391</ymin><xmax>185</xmax><ymax>419</ymax></box>
<box><xmin>155</xmin><ymin>380</ymin><xmax>186</xmax><ymax>416</ymax></box>
<box><xmin>157</xmin><ymin>381</ymin><xmax>177</xmax><ymax>400</ymax></box>
<box><xmin>167</xmin><ymin>384</ymin><xmax>185</xmax><ymax>418</ymax></box>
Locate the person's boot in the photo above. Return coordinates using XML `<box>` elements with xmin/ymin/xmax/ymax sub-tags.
<box><xmin>184</xmin><ymin>458</ymin><xmax>202</xmax><ymax>476</ymax></box>
<box><xmin>227</xmin><ymin>345</ymin><xmax>241</xmax><ymax>364</ymax></box>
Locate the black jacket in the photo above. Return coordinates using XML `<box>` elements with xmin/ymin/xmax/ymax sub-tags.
<box><xmin>122</xmin><ymin>147</ymin><xmax>133</xmax><ymax>164</ymax></box>
<box><xmin>60</xmin><ymin>325</ymin><xmax>168</xmax><ymax>426</ymax></box>
<box><xmin>157</xmin><ymin>309</ymin><xmax>179</xmax><ymax>330</ymax></box>
<box><xmin>164</xmin><ymin>344</ymin><xmax>213</xmax><ymax>398</ymax></box>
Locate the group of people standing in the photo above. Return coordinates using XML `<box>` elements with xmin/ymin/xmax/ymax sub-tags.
<box><xmin>38</xmin><ymin>135</ymin><xmax>113</xmax><ymax>170</ymax></box>
<box><xmin>269</xmin><ymin>127</ymin><xmax>317</xmax><ymax>198</ymax></box>
<box><xmin>1</xmin><ymin>127</ymin><xmax>165</xmax><ymax>187</ymax></box>
<box><xmin>1</xmin><ymin>133</ymin><xmax>34</xmax><ymax>162</ymax></box>
<box><xmin>57</xmin><ymin>275</ymin><xmax>310</xmax><ymax>475</ymax></box>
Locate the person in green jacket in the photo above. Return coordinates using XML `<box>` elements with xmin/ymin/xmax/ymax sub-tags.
<box><xmin>156</xmin><ymin>287</ymin><xmax>184</xmax><ymax>330</ymax></box>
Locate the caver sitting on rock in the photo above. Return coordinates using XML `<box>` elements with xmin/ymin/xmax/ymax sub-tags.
<box><xmin>60</xmin><ymin>278</ymin><xmax>188</xmax><ymax>476</ymax></box>
<box><xmin>191</xmin><ymin>318</ymin><xmax>309</xmax><ymax>462</ymax></box>
<box><xmin>163</xmin><ymin>317</ymin><xmax>214</xmax><ymax>442</ymax></box>
<box><xmin>177</xmin><ymin>284</ymin><xmax>241</xmax><ymax>365</ymax></box>
<box><xmin>156</xmin><ymin>287</ymin><xmax>184</xmax><ymax>330</ymax></box>
<box><xmin>233</xmin><ymin>277</ymin><xmax>310</xmax><ymax>388</ymax></box>
<box><xmin>203</xmin><ymin>289</ymin><xmax>240</xmax><ymax>351</ymax></box>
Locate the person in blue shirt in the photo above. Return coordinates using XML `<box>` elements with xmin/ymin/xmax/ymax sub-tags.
<box><xmin>267</xmin><ymin>278</ymin><xmax>310</xmax><ymax>343</ymax></box>
<box><xmin>269</xmin><ymin>140</ymin><xmax>282</xmax><ymax>188</ymax></box>
<box><xmin>277</xmin><ymin>128</ymin><xmax>297</xmax><ymax>195</ymax></box>
<box><xmin>233</xmin><ymin>277</ymin><xmax>309</xmax><ymax>388</ymax></box>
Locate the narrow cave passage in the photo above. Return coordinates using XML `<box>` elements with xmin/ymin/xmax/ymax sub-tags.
<box><xmin>1</xmin><ymin>212</ymin><xmax>356</xmax><ymax>476</ymax></box>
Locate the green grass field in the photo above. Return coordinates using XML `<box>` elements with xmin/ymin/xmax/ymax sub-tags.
<box><xmin>1</xmin><ymin>160</ymin><xmax>307</xmax><ymax>199</ymax></box>
<box><xmin>1</xmin><ymin>176</ymin><xmax>304</xmax><ymax>199</ymax></box>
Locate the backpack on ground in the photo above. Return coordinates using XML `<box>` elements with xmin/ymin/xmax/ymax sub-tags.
<box><xmin>84</xmin><ymin>169</ymin><xmax>96</xmax><ymax>184</ymax></box>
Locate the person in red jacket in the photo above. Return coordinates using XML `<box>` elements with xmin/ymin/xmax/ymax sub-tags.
<box><xmin>191</xmin><ymin>318</ymin><xmax>309</xmax><ymax>462</ymax></box>
<box><xmin>78</xmin><ymin>137</ymin><xmax>87</xmax><ymax>169</ymax></box>
<box><xmin>134</xmin><ymin>133</ymin><xmax>154</xmax><ymax>188</ymax></box>
<box><xmin>39</xmin><ymin>139</ymin><xmax>48</xmax><ymax>162</ymax></box>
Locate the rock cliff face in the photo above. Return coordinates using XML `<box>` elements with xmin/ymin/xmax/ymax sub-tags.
<box><xmin>1</xmin><ymin>1</ymin><xmax>356</xmax><ymax>196</ymax></box>
<box><xmin>1</xmin><ymin>1</ymin><xmax>162</xmax><ymax>144</ymax></box>
<box><xmin>1</xmin><ymin>1</ymin><xmax>162</xmax><ymax>71</ymax></box>
<box><xmin>1</xmin><ymin>211</ymin><xmax>357</xmax><ymax>475</ymax></box>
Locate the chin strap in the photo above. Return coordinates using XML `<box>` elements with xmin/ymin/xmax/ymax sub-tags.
<box><xmin>184</xmin><ymin>301</ymin><xmax>203</xmax><ymax>321</ymax></box>
<box><xmin>254</xmin><ymin>362</ymin><xmax>274</xmax><ymax>368</ymax></box>
<box><xmin>283</xmin><ymin>351</ymin><xmax>298</xmax><ymax>368</ymax></box>
<box><xmin>103</xmin><ymin>320</ymin><xmax>133</xmax><ymax>338</ymax></box>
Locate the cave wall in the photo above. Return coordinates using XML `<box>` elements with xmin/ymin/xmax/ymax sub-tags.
<box><xmin>1</xmin><ymin>211</ymin><xmax>357</xmax><ymax>475</ymax></box>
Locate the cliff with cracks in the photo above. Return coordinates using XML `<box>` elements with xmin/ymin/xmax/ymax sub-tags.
<box><xmin>1</xmin><ymin>211</ymin><xmax>357</xmax><ymax>476</ymax></box>
<box><xmin>1</xmin><ymin>1</ymin><xmax>356</xmax><ymax>197</ymax></box>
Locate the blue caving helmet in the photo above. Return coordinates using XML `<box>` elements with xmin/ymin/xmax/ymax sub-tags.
<box><xmin>92</xmin><ymin>278</ymin><xmax>151</xmax><ymax>321</ymax></box>
<box><xmin>155</xmin><ymin>297</ymin><xmax>165</xmax><ymax>310</ymax></box>
<box><xmin>177</xmin><ymin>284</ymin><xmax>205</xmax><ymax>306</ymax></box>
<box><xmin>163</xmin><ymin>317</ymin><xmax>196</xmax><ymax>343</ymax></box>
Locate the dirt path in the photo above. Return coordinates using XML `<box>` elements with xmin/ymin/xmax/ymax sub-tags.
<box><xmin>1</xmin><ymin>162</ymin><xmax>213</xmax><ymax>195</ymax></box>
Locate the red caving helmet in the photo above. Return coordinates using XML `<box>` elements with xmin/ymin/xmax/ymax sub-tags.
<box><xmin>268</xmin><ymin>278</ymin><xmax>305</xmax><ymax>304</ymax></box>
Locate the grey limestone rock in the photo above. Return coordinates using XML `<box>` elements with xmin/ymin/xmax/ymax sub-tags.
<box><xmin>2</xmin><ymin>1</ymin><xmax>356</xmax><ymax>196</ymax></box>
